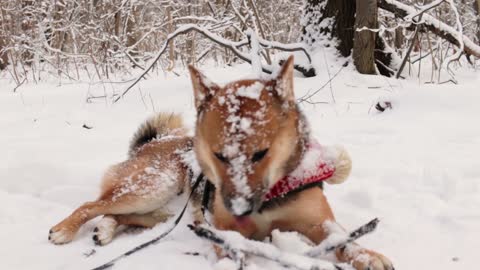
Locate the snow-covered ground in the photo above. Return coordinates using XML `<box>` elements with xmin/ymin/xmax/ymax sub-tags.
<box><xmin>1</xmin><ymin>58</ymin><xmax>479</xmax><ymax>270</ymax></box>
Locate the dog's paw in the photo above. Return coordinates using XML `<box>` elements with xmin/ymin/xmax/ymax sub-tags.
<box><xmin>351</xmin><ymin>250</ymin><xmax>394</xmax><ymax>270</ymax></box>
<box><xmin>48</xmin><ymin>226</ymin><xmax>75</xmax><ymax>245</ymax></box>
<box><xmin>92</xmin><ymin>216</ymin><xmax>117</xmax><ymax>246</ymax></box>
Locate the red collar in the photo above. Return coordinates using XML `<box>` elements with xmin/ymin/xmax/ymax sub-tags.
<box><xmin>263</xmin><ymin>140</ymin><xmax>336</xmax><ymax>201</ymax></box>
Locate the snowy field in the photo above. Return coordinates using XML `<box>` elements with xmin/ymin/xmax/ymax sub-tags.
<box><xmin>1</xmin><ymin>58</ymin><xmax>479</xmax><ymax>270</ymax></box>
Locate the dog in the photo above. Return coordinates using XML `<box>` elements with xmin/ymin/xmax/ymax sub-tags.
<box><xmin>188</xmin><ymin>56</ymin><xmax>394</xmax><ymax>270</ymax></box>
<box><xmin>49</xmin><ymin>113</ymin><xmax>202</xmax><ymax>246</ymax></box>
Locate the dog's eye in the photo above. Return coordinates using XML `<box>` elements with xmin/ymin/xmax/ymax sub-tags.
<box><xmin>252</xmin><ymin>149</ymin><xmax>268</xmax><ymax>163</ymax></box>
<box><xmin>214</xmin><ymin>152</ymin><xmax>228</xmax><ymax>163</ymax></box>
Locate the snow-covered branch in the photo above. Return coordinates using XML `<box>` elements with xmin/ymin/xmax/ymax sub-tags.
<box><xmin>189</xmin><ymin>224</ymin><xmax>343</xmax><ymax>270</ymax></box>
<box><xmin>443</xmin><ymin>0</ymin><xmax>465</xmax><ymax>80</ymax></box>
<box><xmin>189</xmin><ymin>218</ymin><xmax>380</xmax><ymax>270</ymax></box>
<box><xmin>378</xmin><ymin>0</ymin><xmax>480</xmax><ymax>58</ymax></box>
<box><xmin>115</xmin><ymin>24</ymin><xmax>315</xmax><ymax>102</ymax></box>
<box><xmin>0</xmin><ymin>0</ymin><xmax>307</xmax><ymax>82</ymax></box>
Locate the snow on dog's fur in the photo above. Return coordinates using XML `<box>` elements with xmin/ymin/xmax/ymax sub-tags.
<box><xmin>189</xmin><ymin>56</ymin><xmax>394</xmax><ymax>270</ymax></box>
<box><xmin>49</xmin><ymin>113</ymin><xmax>202</xmax><ymax>246</ymax></box>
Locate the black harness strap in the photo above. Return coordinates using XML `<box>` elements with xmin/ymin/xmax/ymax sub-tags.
<box><xmin>91</xmin><ymin>172</ymin><xmax>205</xmax><ymax>270</ymax></box>
<box><xmin>201</xmin><ymin>180</ymin><xmax>214</xmax><ymax>215</ymax></box>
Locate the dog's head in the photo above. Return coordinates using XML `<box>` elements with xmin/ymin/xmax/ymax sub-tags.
<box><xmin>189</xmin><ymin>56</ymin><xmax>307</xmax><ymax>217</ymax></box>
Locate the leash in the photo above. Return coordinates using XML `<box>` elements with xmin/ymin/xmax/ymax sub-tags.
<box><xmin>91</xmin><ymin>172</ymin><xmax>205</xmax><ymax>270</ymax></box>
<box><xmin>201</xmin><ymin>180</ymin><xmax>214</xmax><ymax>216</ymax></box>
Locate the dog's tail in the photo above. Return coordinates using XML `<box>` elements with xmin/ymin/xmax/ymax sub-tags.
<box><xmin>128</xmin><ymin>112</ymin><xmax>187</xmax><ymax>157</ymax></box>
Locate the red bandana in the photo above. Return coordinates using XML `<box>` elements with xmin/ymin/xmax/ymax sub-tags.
<box><xmin>264</xmin><ymin>140</ymin><xmax>336</xmax><ymax>201</ymax></box>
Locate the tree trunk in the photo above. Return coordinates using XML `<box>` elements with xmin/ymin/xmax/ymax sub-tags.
<box><xmin>125</xmin><ymin>1</ymin><xmax>140</xmax><ymax>60</ymax></box>
<box><xmin>475</xmin><ymin>0</ymin><xmax>480</xmax><ymax>43</ymax></box>
<box><xmin>394</xmin><ymin>27</ymin><xmax>404</xmax><ymax>50</ymax></box>
<box><xmin>301</xmin><ymin>0</ymin><xmax>394</xmax><ymax>76</ymax></box>
<box><xmin>353</xmin><ymin>0</ymin><xmax>377</xmax><ymax>74</ymax></box>
<box><xmin>0</xmin><ymin>36</ymin><xmax>8</xmax><ymax>70</ymax></box>
<box><xmin>301</xmin><ymin>0</ymin><xmax>355</xmax><ymax>57</ymax></box>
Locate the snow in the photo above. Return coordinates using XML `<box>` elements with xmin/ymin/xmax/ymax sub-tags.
<box><xmin>287</xmin><ymin>140</ymin><xmax>336</xmax><ymax>181</ymax></box>
<box><xmin>1</xmin><ymin>56</ymin><xmax>480</xmax><ymax>270</ymax></box>
<box><xmin>236</xmin><ymin>82</ymin><xmax>264</xmax><ymax>100</ymax></box>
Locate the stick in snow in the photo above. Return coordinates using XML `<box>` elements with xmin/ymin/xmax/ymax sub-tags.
<box><xmin>189</xmin><ymin>224</ymin><xmax>346</xmax><ymax>270</ymax></box>
<box><xmin>189</xmin><ymin>218</ymin><xmax>380</xmax><ymax>270</ymax></box>
<box><xmin>305</xmin><ymin>218</ymin><xmax>379</xmax><ymax>257</ymax></box>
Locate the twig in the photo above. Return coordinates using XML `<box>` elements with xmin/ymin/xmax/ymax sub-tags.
<box><xmin>441</xmin><ymin>0</ymin><xmax>464</xmax><ymax>83</ymax></box>
<box><xmin>396</xmin><ymin>13</ymin><xmax>424</xmax><ymax>79</ymax></box>
<box><xmin>405</xmin><ymin>0</ymin><xmax>446</xmax><ymax>21</ymax></box>
<box><xmin>13</xmin><ymin>77</ymin><xmax>26</xmax><ymax>92</ymax></box>
<box><xmin>298</xmin><ymin>67</ymin><xmax>344</xmax><ymax>104</ymax></box>
<box><xmin>305</xmin><ymin>218</ymin><xmax>379</xmax><ymax>257</ymax></box>
<box><xmin>322</xmin><ymin>49</ymin><xmax>336</xmax><ymax>104</ymax></box>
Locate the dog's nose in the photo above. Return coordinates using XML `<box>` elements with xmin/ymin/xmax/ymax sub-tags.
<box><xmin>225</xmin><ymin>197</ymin><xmax>254</xmax><ymax>216</ymax></box>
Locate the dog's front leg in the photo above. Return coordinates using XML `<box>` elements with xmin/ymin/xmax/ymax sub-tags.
<box><xmin>334</xmin><ymin>243</ymin><xmax>393</xmax><ymax>270</ymax></box>
<box><xmin>275</xmin><ymin>187</ymin><xmax>394</xmax><ymax>270</ymax></box>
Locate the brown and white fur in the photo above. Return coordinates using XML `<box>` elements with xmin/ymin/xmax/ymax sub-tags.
<box><xmin>189</xmin><ymin>56</ymin><xmax>394</xmax><ymax>270</ymax></box>
<box><xmin>49</xmin><ymin>113</ymin><xmax>201</xmax><ymax>245</ymax></box>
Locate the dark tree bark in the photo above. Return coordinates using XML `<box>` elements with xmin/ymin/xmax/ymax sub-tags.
<box><xmin>301</xmin><ymin>0</ymin><xmax>355</xmax><ymax>57</ymax></box>
<box><xmin>474</xmin><ymin>0</ymin><xmax>480</xmax><ymax>43</ymax></box>
<box><xmin>394</xmin><ymin>27</ymin><xmax>404</xmax><ymax>49</ymax></box>
<box><xmin>353</xmin><ymin>0</ymin><xmax>377</xmax><ymax>74</ymax></box>
<box><xmin>301</xmin><ymin>0</ymin><xmax>395</xmax><ymax>76</ymax></box>
<box><xmin>375</xmin><ymin>35</ymin><xmax>395</xmax><ymax>76</ymax></box>
<box><xmin>0</xmin><ymin>37</ymin><xmax>8</xmax><ymax>70</ymax></box>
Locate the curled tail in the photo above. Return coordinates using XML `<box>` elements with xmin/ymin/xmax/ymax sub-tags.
<box><xmin>128</xmin><ymin>112</ymin><xmax>187</xmax><ymax>157</ymax></box>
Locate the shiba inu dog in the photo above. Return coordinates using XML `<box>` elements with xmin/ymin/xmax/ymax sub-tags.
<box><xmin>189</xmin><ymin>56</ymin><xmax>394</xmax><ymax>270</ymax></box>
<box><xmin>49</xmin><ymin>113</ymin><xmax>202</xmax><ymax>246</ymax></box>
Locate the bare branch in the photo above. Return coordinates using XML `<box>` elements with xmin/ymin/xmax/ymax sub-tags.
<box><xmin>115</xmin><ymin>24</ymin><xmax>315</xmax><ymax>102</ymax></box>
<box><xmin>378</xmin><ymin>0</ymin><xmax>480</xmax><ymax>58</ymax></box>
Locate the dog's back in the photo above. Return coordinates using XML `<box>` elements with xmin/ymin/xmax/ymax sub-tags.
<box><xmin>100</xmin><ymin>113</ymin><xmax>192</xmax><ymax>199</ymax></box>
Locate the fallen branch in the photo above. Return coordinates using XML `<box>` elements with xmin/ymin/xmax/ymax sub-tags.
<box><xmin>189</xmin><ymin>224</ymin><xmax>345</xmax><ymax>270</ymax></box>
<box><xmin>190</xmin><ymin>218</ymin><xmax>380</xmax><ymax>269</ymax></box>
<box><xmin>378</xmin><ymin>0</ymin><xmax>480</xmax><ymax>59</ymax></box>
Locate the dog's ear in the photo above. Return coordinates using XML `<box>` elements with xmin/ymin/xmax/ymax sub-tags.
<box><xmin>188</xmin><ymin>65</ymin><xmax>219</xmax><ymax>111</ymax></box>
<box><xmin>274</xmin><ymin>55</ymin><xmax>295</xmax><ymax>103</ymax></box>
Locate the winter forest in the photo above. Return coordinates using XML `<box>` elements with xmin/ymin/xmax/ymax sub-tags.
<box><xmin>1</xmin><ymin>0</ymin><xmax>479</xmax><ymax>270</ymax></box>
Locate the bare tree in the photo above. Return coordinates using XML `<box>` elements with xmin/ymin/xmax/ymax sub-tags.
<box><xmin>301</xmin><ymin>0</ymin><xmax>355</xmax><ymax>57</ymax></box>
<box><xmin>0</xmin><ymin>0</ymin><xmax>478</xmax><ymax>83</ymax></box>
